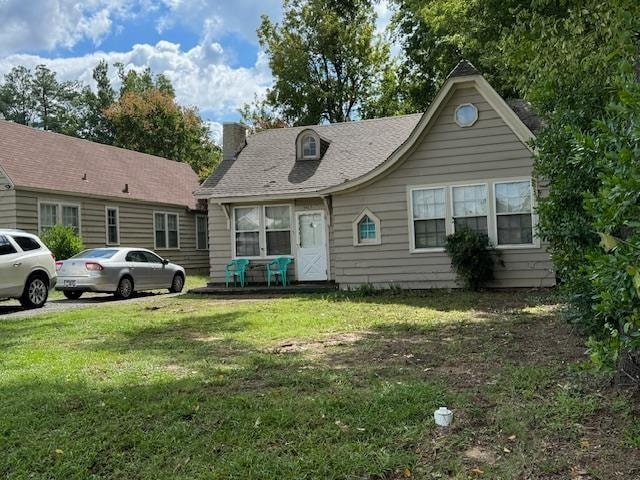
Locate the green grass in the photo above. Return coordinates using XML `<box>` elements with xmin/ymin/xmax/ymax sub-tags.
<box><xmin>1</xmin><ymin>290</ymin><xmax>638</xmax><ymax>479</ymax></box>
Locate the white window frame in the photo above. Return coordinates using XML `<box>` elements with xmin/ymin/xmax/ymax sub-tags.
<box><xmin>408</xmin><ymin>186</ymin><xmax>449</xmax><ymax>253</ymax></box>
<box><xmin>407</xmin><ymin>177</ymin><xmax>539</xmax><ymax>253</ymax></box>
<box><xmin>352</xmin><ymin>208</ymin><xmax>381</xmax><ymax>246</ymax></box>
<box><xmin>450</xmin><ymin>183</ymin><xmax>489</xmax><ymax>235</ymax></box>
<box><xmin>37</xmin><ymin>198</ymin><xmax>82</xmax><ymax>235</ymax></box>
<box><xmin>296</xmin><ymin>130</ymin><xmax>321</xmax><ymax>161</ymax></box>
<box><xmin>231</xmin><ymin>204</ymin><xmax>294</xmax><ymax>259</ymax></box>
<box><xmin>454</xmin><ymin>103</ymin><xmax>479</xmax><ymax>127</ymax></box>
<box><xmin>196</xmin><ymin>214</ymin><xmax>208</xmax><ymax>250</ymax></box>
<box><xmin>105</xmin><ymin>206</ymin><xmax>120</xmax><ymax>245</ymax></box>
<box><xmin>492</xmin><ymin>178</ymin><xmax>539</xmax><ymax>249</ymax></box>
<box><xmin>153</xmin><ymin>211</ymin><xmax>180</xmax><ymax>250</ymax></box>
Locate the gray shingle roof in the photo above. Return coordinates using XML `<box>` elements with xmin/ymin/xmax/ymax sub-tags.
<box><xmin>196</xmin><ymin>114</ymin><xmax>423</xmax><ymax>198</ymax></box>
<box><xmin>448</xmin><ymin>60</ymin><xmax>480</xmax><ymax>78</ymax></box>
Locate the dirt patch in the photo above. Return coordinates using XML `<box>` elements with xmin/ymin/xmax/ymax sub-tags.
<box><xmin>266</xmin><ymin>332</ymin><xmax>371</xmax><ymax>354</ymax></box>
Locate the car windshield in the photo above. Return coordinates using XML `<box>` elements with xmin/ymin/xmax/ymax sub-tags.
<box><xmin>71</xmin><ymin>249</ymin><xmax>118</xmax><ymax>259</ymax></box>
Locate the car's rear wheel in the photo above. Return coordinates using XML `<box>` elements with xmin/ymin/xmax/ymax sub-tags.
<box><xmin>114</xmin><ymin>276</ymin><xmax>134</xmax><ymax>300</ymax></box>
<box><xmin>20</xmin><ymin>274</ymin><xmax>49</xmax><ymax>309</ymax></box>
<box><xmin>169</xmin><ymin>273</ymin><xmax>184</xmax><ymax>293</ymax></box>
<box><xmin>63</xmin><ymin>291</ymin><xmax>83</xmax><ymax>300</ymax></box>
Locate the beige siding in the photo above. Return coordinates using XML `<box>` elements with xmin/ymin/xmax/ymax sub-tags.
<box><xmin>330</xmin><ymin>86</ymin><xmax>555</xmax><ymax>289</ymax></box>
<box><xmin>14</xmin><ymin>189</ymin><xmax>208</xmax><ymax>273</ymax></box>
<box><xmin>0</xmin><ymin>190</ymin><xmax>16</xmax><ymax>228</ymax></box>
<box><xmin>207</xmin><ymin>197</ymin><xmax>329</xmax><ymax>284</ymax></box>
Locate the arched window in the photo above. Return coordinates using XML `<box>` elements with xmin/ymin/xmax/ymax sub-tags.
<box><xmin>352</xmin><ymin>208</ymin><xmax>381</xmax><ymax>246</ymax></box>
<box><xmin>302</xmin><ymin>135</ymin><xmax>317</xmax><ymax>158</ymax></box>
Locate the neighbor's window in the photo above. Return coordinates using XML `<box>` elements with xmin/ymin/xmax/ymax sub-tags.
<box><xmin>358</xmin><ymin>216</ymin><xmax>377</xmax><ymax>243</ymax></box>
<box><xmin>234</xmin><ymin>207</ymin><xmax>260</xmax><ymax>256</ymax></box>
<box><xmin>412</xmin><ymin>187</ymin><xmax>447</xmax><ymax>249</ymax></box>
<box><xmin>452</xmin><ymin>184</ymin><xmax>488</xmax><ymax>235</ymax></box>
<box><xmin>106</xmin><ymin>207</ymin><xmax>119</xmax><ymax>245</ymax></box>
<box><xmin>264</xmin><ymin>206</ymin><xmax>291</xmax><ymax>256</ymax></box>
<box><xmin>39</xmin><ymin>201</ymin><xmax>79</xmax><ymax>233</ymax></box>
<box><xmin>154</xmin><ymin>212</ymin><xmax>179</xmax><ymax>249</ymax></box>
<box><xmin>302</xmin><ymin>135</ymin><xmax>317</xmax><ymax>158</ymax></box>
<box><xmin>196</xmin><ymin>215</ymin><xmax>208</xmax><ymax>250</ymax></box>
<box><xmin>495</xmin><ymin>181</ymin><xmax>533</xmax><ymax>245</ymax></box>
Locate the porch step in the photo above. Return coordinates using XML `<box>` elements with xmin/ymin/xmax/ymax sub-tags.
<box><xmin>188</xmin><ymin>282</ymin><xmax>338</xmax><ymax>296</ymax></box>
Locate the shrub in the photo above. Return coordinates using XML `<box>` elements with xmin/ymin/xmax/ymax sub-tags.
<box><xmin>40</xmin><ymin>225</ymin><xmax>83</xmax><ymax>260</ymax></box>
<box><xmin>445</xmin><ymin>228</ymin><xmax>497</xmax><ymax>291</ymax></box>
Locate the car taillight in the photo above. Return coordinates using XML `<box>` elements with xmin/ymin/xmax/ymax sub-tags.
<box><xmin>55</xmin><ymin>261</ymin><xmax>63</xmax><ymax>271</ymax></box>
<box><xmin>85</xmin><ymin>262</ymin><xmax>104</xmax><ymax>271</ymax></box>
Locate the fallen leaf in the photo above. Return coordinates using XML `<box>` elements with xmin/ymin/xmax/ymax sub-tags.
<box><xmin>55</xmin><ymin>449</ymin><xmax>64</xmax><ymax>455</ymax></box>
<box><xmin>503</xmin><ymin>447</ymin><xmax>511</xmax><ymax>453</ymax></box>
<box><xmin>580</xmin><ymin>439</ymin><xmax>590</xmax><ymax>449</ymax></box>
<box><xmin>403</xmin><ymin>467</ymin><xmax>412</xmax><ymax>477</ymax></box>
<box><xmin>254</xmin><ymin>418</ymin><xmax>261</xmax><ymax>428</ymax></box>
<box><xmin>508</xmin><ymin>435</ymin><xmax>516</xmax><ymax>441</ymax></box>
<box><xmin>471</xmin><ymin>467</ymin><xmax>484</xmax><ymax>476</ymax></box>
<box><xmin>194</xmin><ymin>405</ymin><xmax>200</xmax><ymax>412</ymax></box>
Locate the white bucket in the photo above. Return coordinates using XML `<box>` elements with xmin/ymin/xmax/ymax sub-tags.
<box><xmin>434</xmin><ymin>407</ymin><xmax>453</xmax><ymax>427</ymax></box>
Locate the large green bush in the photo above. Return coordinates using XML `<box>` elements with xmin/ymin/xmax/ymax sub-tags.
<box><xmin>40</xmin><ymin>225</ymin><xmax>83</xmax><ymax>260</ymax></box>
<box><xmin>445</xmin><ymin>228</ymin><xmax>497</xmax><ymax>291</ymax></box>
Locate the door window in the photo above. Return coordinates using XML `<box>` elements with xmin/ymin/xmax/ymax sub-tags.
<box><xmin>141</xmin><ymin>252</ymin><xmax>163</xmax><ymax>264</ymax></box>
<box><xmin>125</xmin><ymin>251</ymin><xmax>148</xmax><ymax>262</ymax></box>
<box><xmin>299</xmin><ymin>213</ymin><xmax>323</xmax><ymax>248</ymax></box>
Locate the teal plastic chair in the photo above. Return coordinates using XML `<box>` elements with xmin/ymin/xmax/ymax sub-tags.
<box><xmin>266</xmin><ymin>257</ymin><xmax>292</xmax><ymax>287</ymax></box>
<box><xmin>225</xmin><ymin>258</ymin><xmax>250</xmax><ymax>287</ymax></box>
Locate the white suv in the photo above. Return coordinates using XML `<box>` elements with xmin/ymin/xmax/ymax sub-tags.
<box><xmin>0</xmin><ymin>230</ymin><xmax>57</xmax><ymax>309</ymax></box>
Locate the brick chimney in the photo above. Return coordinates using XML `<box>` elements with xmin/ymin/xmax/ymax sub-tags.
<box><xmin>223</xmin><ymin>122</ymin><xmax>249</xmax><ymax>161</ymax></box>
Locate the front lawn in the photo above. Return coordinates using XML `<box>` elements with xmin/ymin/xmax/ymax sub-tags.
<box><xmin>1</xmin><ymin>291</ymin><xmax>638</xmax><ymax>479</ymax></box>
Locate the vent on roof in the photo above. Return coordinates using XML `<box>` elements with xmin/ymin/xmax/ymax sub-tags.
<box><xmin>123</xmin><ymin>183</ymin><xmax>129</xmax><ymax>194</ymax></box>
<box><xmin>82</xmin><ymin>173</ymin><xmax>87</xmax><ymax>181</ymax></box>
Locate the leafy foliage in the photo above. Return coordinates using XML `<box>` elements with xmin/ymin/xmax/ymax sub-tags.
<box><xmin>255</xmin><ymin>0</ymin><xmax>392</xmax><ymax>125</ymax></box>
<box><xmin>40</xmin><ymin>225</ymin><xmax>83</xmax><ymax>261</ymax></box>
<box><xmin>445</xmin><ymin>228</ymin><xmax>497</xmax><ymax>291</ymax></box>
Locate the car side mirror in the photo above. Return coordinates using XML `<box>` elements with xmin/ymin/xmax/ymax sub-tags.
<box><xmin>162</xmin><ymin>259</ymin><xmax>170</xmax><ymax>265</ymax></box>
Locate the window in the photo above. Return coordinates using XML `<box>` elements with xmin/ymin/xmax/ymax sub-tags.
<box><xmin>233</xmin><ymin>205</ymin><xmax>292</xmax><ymax>257</ymax></box>
<box><xmin>126</xmin><ymin>251</ymin><xmax>148</xmax><ymax>262</ymax></box>
<box><xmin>265</xmin><ymin>206</ymin><xmax>291</xmax><ymax>255</ymax></box>
<box><xmin>302</xmin><ymin>135</ymin><xmax>317</xmax><ymax>158</ymax></box>
<box><xmin>455</xmin><ymin>103</ymin><xmax>478</xmax><ymax>127</ymax></box>
<box><xmin>39</xmin><ymin>201</ymin><xmax>80</xmax><ymax>233</ymax></box>
<box><xmin>12</xmin><ymin>236</ymin><xmax>41</xmax><ymax>251</ymax></box>
<box><xmin>106</xmin><ymin>207</ymin><xmax>119</xmax><ymax>245</ymax></box>
<box><xmin>412</xmin><ymin>187</ymin><xmax>447</xmax><ymax>249</ymax></box>
<box><xmin>353</xmin><ymin>208</ymin><xmax>381</xmax><ymax>246</ymax></box>
<box><xmin>154</xmin><ymin>212</ymin><xmax>179</xmax><ymax>249</ymax></box>
<box><xmin>358</xmin><ymin>217</ymin><xmax>376</xmax><ymax>241</ymax></box>
<box><xmin>142</xmin><ymin>251</ymin><xmax>163</xmax><ymax>263</ymax></box>
<box><xmin>234</xmin><ymin>207</ymin><xmax>260</xmax><ymax>256</ymax></box>
<box><xmin>0</xmin><ymin>235</ymin><xmax>17</xmax><ymax>255</ymax></box>
<box><xmin>196</xmin><ymin>215</ymin><xmax>208</xmax><ymax>250</ymax></box>
<box><xmin>452</xmin><ymin>184</ymin><xmax>488</xmax><ymax>235</ymax></box>
<box><xmin>495</xmin><ymin>181</ymin><xmax>533</xmax><ymax>245</ymax></box>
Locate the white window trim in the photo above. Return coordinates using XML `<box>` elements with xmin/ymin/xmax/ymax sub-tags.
<box><xmin>352</xmin><ymin>208</ymin><xmax>381</xmax><ymax>246</ymax></box>
<box><xmin>450</xmin><ymin>182</ymin><xmax>489</xmax><ymax>234</ymax></box>
<box><xmin>408</xmin><ymin>186</ymin><xmax>449</xmax><ymax>253</ymax></box>
<box><xmin>153</xmin><ymin>211</ymin><xmax>180</xmax><ymax>250</ymax></box>
<box><xmin>492</xmin><ymin>178</ymin><xmax>540</xmax><ymax>249</ymax></box>
<box><xmin>407</xmin><ymin>177</ymin><xmax>540</xmax><ymax>253</ymax></box>
<box><xmin>231</xmin><ymin>204</ymin><xmax>294</xmax><ymax>259</ymax></box>
<box><xmin>196</xmin><ymin>214</ymin><xmax>208</xmax><ymax>251</ymax></box>
<box><xmin>454</xmin><ymin>102</ymin><xmax>479</xmax><ymax>127</ymax></box>
<box><xmin>37</xmin><ymin>198</ymin><xmax>82</xmax><ymax>235</ymax></box>
<box><xmin>105</xmin><ymin>206</ymin><xmax>120</xmax><ymax>246</ymax></box>
<box><xmin>296</xmin><ymin>130</ymin><xmax>321</xmax><ymax>161</ymax></box>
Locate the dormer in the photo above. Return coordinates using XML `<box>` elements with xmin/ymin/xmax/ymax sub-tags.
<box><xmin>296</xmin><ymin>128</ymin><xmax>327</xmax><ymax>161</ymax></box>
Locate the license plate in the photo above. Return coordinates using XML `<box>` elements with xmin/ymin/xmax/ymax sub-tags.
<box><xmin>64</xmin><ymin>280</ymin><xmax>77</xmax><ymax>287</ymax></box>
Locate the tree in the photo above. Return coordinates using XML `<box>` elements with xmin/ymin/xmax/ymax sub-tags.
<box><xmin>31</xmin><ymin>64</ymin><xmax>81</xmax><ymax>134</ymax></box>
<box><xmin>79</xmin><ymin>60</ymin><xmax>116</xmax><ymax>144</ymax></box>
<box><xmin>256</xmin><ymin>0</ymin><xmax>391</xmax><ymax>125</ymax></box>
<box><xmin>0</xmin><ymin>66</ymin><xmax>35</xmax><ymax>125</ymax></box>
<box><xmin>239</xmin><ymin>96</ymin><xmax>289</xmax><ymax>132</ymax></box>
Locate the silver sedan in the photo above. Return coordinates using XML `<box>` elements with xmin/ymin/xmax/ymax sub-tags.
<box><xmin>55</xmin><ymin>248</ymin><xmax>185</xmax><ymax>300</ymax></box>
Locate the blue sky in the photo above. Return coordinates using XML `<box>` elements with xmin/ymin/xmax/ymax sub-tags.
<box><xmin>0</xmin><ymin>0</ymin><xmax>391</xmax><ymax>142</ymax></box>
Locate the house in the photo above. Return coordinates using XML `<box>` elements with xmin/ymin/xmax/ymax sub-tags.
<box><xmin>195</xmin><ymin>61</ymin><xmax>555</xmax><ymax>288</ymax></box>
<box><xmin>0</xmin><ymin>121</ymin><xmax>209</xmax><ymax>273</ymax></box>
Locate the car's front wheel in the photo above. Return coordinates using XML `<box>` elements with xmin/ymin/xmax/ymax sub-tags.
<box><xmin>63</xmin><ymin>291</ymin><xmax>83</xmax><ymax>300</ymax></box>
<box><xmin>20</xmin><ymin>274</ymin><xmax>49</xmax><ymax>309</ymax></box>
<box><xmin>169</xmin><ymin>273</ymin><xmax>184</xmax><ymax>293</ymax></box>
<box><xmin>114</xmin><ymin>276</ymin><xmax>134</xmax><ymax>300</ymax></box>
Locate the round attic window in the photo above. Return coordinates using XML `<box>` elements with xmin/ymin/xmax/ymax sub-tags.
<box><xmin>454</xmin><ymin>103</ymin><xmax>478</xmax><ymax>127</ymax></box>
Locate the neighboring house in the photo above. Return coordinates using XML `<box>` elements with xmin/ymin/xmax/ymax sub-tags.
<box><xmin>0</xmin><ymin>121</ymin><xmax>209</xmax><ymax>273</ymax></box>
<box><xmin>195</xmin><ymin>60</ymin><xmax>555</xmax><ymax>288</ymax></box>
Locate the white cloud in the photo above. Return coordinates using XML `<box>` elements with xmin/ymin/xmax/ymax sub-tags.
<box><xmin>0</xmin><ymin>40</ymin><xmax>272</xmax><ymax>122</ymax></box>
<box><xmin>0</xmin><ymin>0</ymin><xmax>133</xmax><ymax>55</ymax></box>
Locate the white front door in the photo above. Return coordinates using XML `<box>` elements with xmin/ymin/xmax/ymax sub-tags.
<box><xmin>296</xmin><ymin>211</ymin><xmax>327</xmax><ymax>281</ymax></box>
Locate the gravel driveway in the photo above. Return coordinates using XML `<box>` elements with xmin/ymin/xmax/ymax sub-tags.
<box><xmin>0</xmin><ymin>291</ymin><xmax>183</xmax><ymax>320</ymax></box>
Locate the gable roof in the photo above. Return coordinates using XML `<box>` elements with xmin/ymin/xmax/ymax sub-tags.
<box><xmin>197</xmin><ymin>62</ymin><xmax>539</xmax><ymax>201</ymax></box>
<box><xmin>0</xmin><ymin>121</ymin><xmax>201</xmax><ymax>209</ymax></box>
<box><xmin>196</xmin><ymin>113</ymin><xmax>423</xmax><ymax>199</ymax></box>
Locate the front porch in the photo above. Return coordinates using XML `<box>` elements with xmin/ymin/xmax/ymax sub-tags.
<box><xmin>189</xmin><ymin>282</ymin><xmax>338</xmax><ymax>295</ymax></box>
